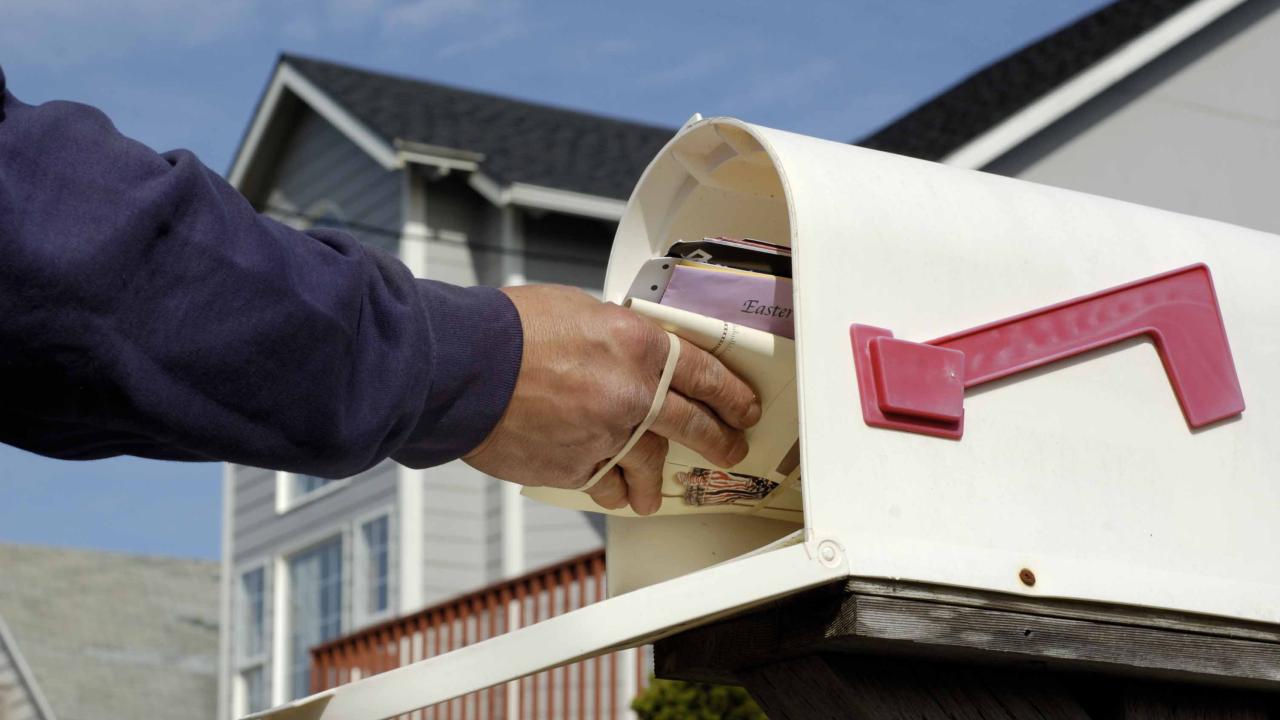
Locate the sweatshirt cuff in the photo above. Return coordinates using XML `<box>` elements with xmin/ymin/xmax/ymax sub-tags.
<box><xmin>391</xmin><ymin>281</ymin><xmax>523</xmax><ymax>468</ymax></box>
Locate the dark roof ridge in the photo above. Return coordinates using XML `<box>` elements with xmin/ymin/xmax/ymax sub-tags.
<box><xmin>277</xmin><ymin>52</ymin><xmax>676</xmax><ymax>198</ymax></box>
<box><xmin>279</xmin><ymin>52</ymin><xmax>676</xmax><ymax>139</ymax></box>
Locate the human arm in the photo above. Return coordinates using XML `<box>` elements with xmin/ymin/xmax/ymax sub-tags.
<box><xmin>0</xmin><ymin>66</ymin><xmax>521</xmax><ymax>476</ymax></box>
<box><xmin>0</xmin><ymin>65</ymin><xmax>760</xmax><ymax>513</ymax></box>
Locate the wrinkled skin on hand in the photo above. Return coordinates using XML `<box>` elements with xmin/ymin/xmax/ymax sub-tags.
<box><xmin>465</xmin><ymin>285</ymin><xmax>761</xmax><ymax>515</ymax></box>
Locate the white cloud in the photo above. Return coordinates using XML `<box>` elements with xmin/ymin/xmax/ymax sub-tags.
<box><xmin>638</xmin><ymin>48</ymin><xmax>734</xmax><ymax>88</ymax></box>
<box><xmin>435</xmin><ymin>22</ymin><xmax>520</xmax><ymax>58</ymax></box>
<box><xmin>734</xmin><ymin>57</ymin><xmax>837</xmax><ymax>109</ymax></box>
<box><xmin>0</xmin><ymin>0</ymin><xmax>526</xmax><ymax>68</ymax></box>
<box><xmin>282</xmin><ymin>16</ymin><xmax>322</xmax><ymax>43</ymax></box>
<box><xmin>592</xmin><ymin>37</ymin><xmax>638</xmax><ymax>58</ymax></box>
<box><xmin>0</xmin><ymin>0</ymin><xmax>256</xmax><ymax>67</ymax></box>
<box><xmin>380</xmin><ymin>0</ymin><xmax>517</xmax><ymax>35</ymax></box>
<box><xmin>327</xmin><ymin>0</ymin><xmax>386</xmax><ymax>18</ymax></box>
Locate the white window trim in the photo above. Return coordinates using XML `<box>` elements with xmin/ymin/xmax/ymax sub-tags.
<box><xmin>275</xmin><ymin>471</ymin><xmax>351</xmax><ymax>514</ymax></box>
<box><xmin>234</xmin><ymin>560</ymin><xmax>270</xmax><ymax>667</ymax></box>
<box><xmin>270</xmin><ymin>554</ymin><xmax>289</xmax><ymax>707</ymax></box>
<box><xmin>272</xmin><ymin>528</ymin><xmax>351</xmax><ymax>706</ymax></box>
<box><xmin>233</xmin><ymin>664</ymin><xmax>269</xmax><ymax>719</ymax></box>
<box><xmin>302</xmin><ymin>199</ymin><xmax>348</xmax><ymax>230</ymax></box>
<box><xmin>352</xmin><ymin>506</ymin><xmax>398</xmax><ymax>628</ymax></box>
<box><xmin>467</xmin><ymin>171</ymin><xmax>627</xmax><ymax>221</ymax></box>
<box><xmin>232</xmin><ymin>557</ymin><xmax>271</xmax><ymax>718</ymax></box>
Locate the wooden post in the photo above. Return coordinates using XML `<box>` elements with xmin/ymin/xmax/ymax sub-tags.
<box><xmin>656</xmin><ymin>580</ymin><xmax>1280</xmax><ymax>719</ymax></box>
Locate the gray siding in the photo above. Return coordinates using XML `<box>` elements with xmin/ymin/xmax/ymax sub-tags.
<box><xmin>485</xmin><ymin>476</ymin><xmax>505</xmax><ymax>580</ymax></box>
<box><xmin>232</xmin><ymin>462</ymin><xmax>397</xmax><ymax>564</ymax></box>
<box><xmin>419</xmin><ymin>467</ymin><xmax>604</xmax><ymax>599</ymax></box>
<box><xmin>986</xmin><ymin>0</ymin><xmax>1280</xmax><ymax>234</ymax></box>
<box><xmin>262</xmin><ymin>109</ymin><xmax>401</xmax><ymax>255</ymax></box>
<box><xmin>423</xmin><ymin>174</ymin><xmax>493</xmax><ymax>287</ymax></box>
<box><xmin>415</xmin><ymin>178</ymin><xmax>614</xmax><ymax>291</ymax></box>
<box><xmin>523</xmin><ymin>498</ymin><xmax>604</xmax><ymax>571</ymax></box>
<box><xmin>420</xmin><ymin>461</ymin><xmax>494</xmax><ymax>603</ymax></box>
<box><xmin>523</xmin><ymin>212</ymin><xmax>612</xmax><ymax>291</ymax></box>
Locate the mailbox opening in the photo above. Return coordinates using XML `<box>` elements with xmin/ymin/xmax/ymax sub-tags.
<box><xmin>599</xmin><ymin>119</ymin><xmax>808</xmax><ymax>595</ymax></box>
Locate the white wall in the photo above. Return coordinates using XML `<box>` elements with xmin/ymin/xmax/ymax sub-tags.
<box><xmin>986</xmin><ymin>0</ymin><xmax>1280</xmax><ymax>234</ymax></box>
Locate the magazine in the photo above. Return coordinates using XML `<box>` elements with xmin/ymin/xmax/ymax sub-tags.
<box><xmin>662</xmin><ymin>263</ymin><xmax>794</xmax><ymax>338</ymax></box>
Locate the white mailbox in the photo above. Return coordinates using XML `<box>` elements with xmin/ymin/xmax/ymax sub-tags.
<box><xmin>252</xmin><ymin>116</ymin><xmax>1280</xmax><ymax>720</ymax></box>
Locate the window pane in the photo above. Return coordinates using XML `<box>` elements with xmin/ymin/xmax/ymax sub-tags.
<box><xmin>294</xmin><ymin>474</ymin><xmax>334</xmax><ymax>497</ymax></box>
<box><xmin>240</xmin><ymin>568</ymin><xmax>265</xmax><ymax>658</ymax></box>
<box><xmin>242</xmin><ymin>666</ymin><xmax>268</xmax><ymax>714</ymax></box>
<box><xmin>362</xmin><ymin>516</ymin><xmax>390</xmax><ymax>616</ymax></box>
<box><xmin>313</xmin><ymin>211</ymin><xmax>347</xmax><ymax>230</ymax></box>
<box><xmin>289</xmin><ymin>537</ymin><xmax>343</xmax><ymax>699</ymax></box>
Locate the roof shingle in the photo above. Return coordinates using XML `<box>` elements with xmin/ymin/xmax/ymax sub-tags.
<box><xmin>283</xmin><ymin>54</ymin><xmax>675</xmax><ymax>200</ymax></box>
<box><xmin>857</xmin><ymin>0</ymin><xmax>1200</xmax><ymax>161</ymax></box>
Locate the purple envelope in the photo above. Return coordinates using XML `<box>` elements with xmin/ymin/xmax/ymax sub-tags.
<box><xmin>660</xmin><ymin>265</ymin><xmax>794</xmax><ymax>339</ymax></box>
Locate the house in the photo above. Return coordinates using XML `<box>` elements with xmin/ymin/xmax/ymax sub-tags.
<box><xmin>217</xmin><ymin>54</ymin><xmax>673</xmax><ymax>716</ymax></box>
<box><xmin>859</xmin><ymin>0</ymin><xmax>1280</xmax><ymax>235</ymax></box>
<box><xmin>219</xmin><ymin>0</ymin><xmax>1280</xmax><ymax>715</ymax></box>
<box><xmin>0</xmin><ymin>543</ymin><xmax>220</xmax><ymax>720</ymax></box>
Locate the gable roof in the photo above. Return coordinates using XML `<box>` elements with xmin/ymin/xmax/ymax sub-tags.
<box><xmin>857</xmin><ymin>0</ymin><xmax>1246</xmax><ymax>167</ymax></box>
<box><xmin>277</xmin><ymin>54</ymin><xmax>674</xmax><ymax>201</ymax></box>
<box><xmin>0</xmin><ymin>544</ymin><xmax>220</xmax><ymax>720</ymax></box>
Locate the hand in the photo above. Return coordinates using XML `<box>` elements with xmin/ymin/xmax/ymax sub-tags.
<box><xmin>464</xmin><ymin>285</ymin><xmax>761</xmax><ymax>515</ymax></box>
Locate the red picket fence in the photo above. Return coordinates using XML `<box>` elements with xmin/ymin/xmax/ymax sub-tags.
<box><xmin>310</xmin><ymin>549</ymin><xmax>650</xmax><ymax>719</ymax></box>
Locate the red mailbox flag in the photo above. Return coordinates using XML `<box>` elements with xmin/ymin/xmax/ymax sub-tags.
<box><xmin>851</xmin><ymin>264</ymin><xmax>1245</xmax><ymax>439</ymax></box>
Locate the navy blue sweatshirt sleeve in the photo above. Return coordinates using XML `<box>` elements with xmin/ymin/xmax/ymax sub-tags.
<box><xmin>0</xmin><ymin>66</ymin><xmax>523</xmax><ymax>477</ymax></box>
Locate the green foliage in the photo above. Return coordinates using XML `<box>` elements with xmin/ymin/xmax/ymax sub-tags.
<box><xmin>631</xmin><ymin>677</ymin><xmax>767</xmax><ymax>720</ymax></box>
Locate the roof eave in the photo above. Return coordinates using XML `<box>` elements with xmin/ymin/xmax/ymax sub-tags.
<box><xmin>231</xmin><ymin>58</ymin><xmax>630</xmax><ymax>221</ymax></box>
<box><xmin>228</xmin><ymin>59</ymin><xmax>401</xmax><ymax>193</ymax></box>
<box><xmin>467</xmin><ymin>172</ymin><xmax>627</xmax><ymax>221</ymax></box>
<box><xmin>394</xmin><ymin>140</ymin><xmax>485</xmax><ymax>173</ymax></box>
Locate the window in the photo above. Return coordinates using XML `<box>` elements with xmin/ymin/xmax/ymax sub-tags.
<box><xmin>275</xmin><ymin>471</ymin><xmax>347</xmax><ymax>513</ymax></box>
<box><xmin>240</xmin><ymin>666</ymin><xmax>268</xmax><ymax>715</ymax></box>
<box><xmin>294</xmin><ymin>474</ymin><xmax>335</xmax><ymax>497</ymax></box>
<box><xmin>305</xmin><ymin>200</ymin><xmax>348</xmax><ymax>232</ymax></box>
<box><xmin>359</xmin><ymin>515</ymin><xmax>391</xmax><ymax>621</ymax></box>
<box><xmin>236</xmin><ymin>565</ymin><xmax>268</xmax><ymax>713</ymax></box>
<box><xmin>240</xmin><ymin>567</ymin><xmax>266</xmax><ymax>658</ymax></box>
<box><xmin>288</xmin><ymin>537</ymin><xmax>343</xmax><ymax>699</ymax></box>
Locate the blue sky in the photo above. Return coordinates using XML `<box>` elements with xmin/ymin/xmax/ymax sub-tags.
<box><xmin>0</xmin><ymin>0</ymin><xmax>1110</xmax><ymax>559</ymax></box>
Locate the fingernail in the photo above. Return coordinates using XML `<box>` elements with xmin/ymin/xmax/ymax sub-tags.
<box><xmin>745</xmin><ymin>398</ymin><xmax>763</xmax><ymax>426</ymax></box>
<box><xmin>727</xmin><ymin>437</ymin><xmax>749</xmax><ymax>466</ymax></box>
